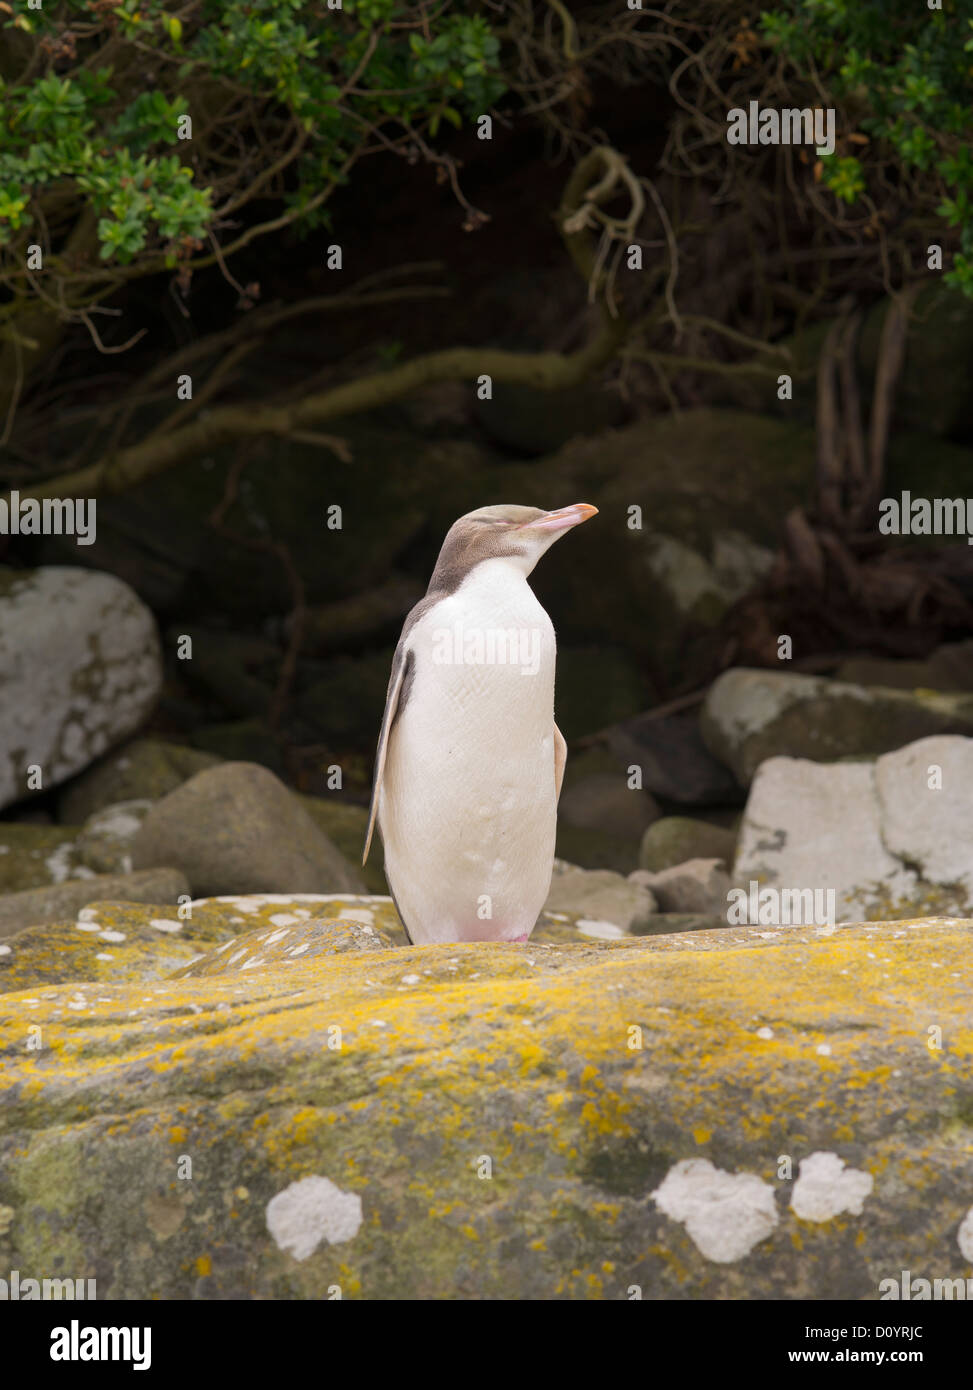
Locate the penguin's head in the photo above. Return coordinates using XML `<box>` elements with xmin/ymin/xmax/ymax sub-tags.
<box><xmin>429</xmin><ymin>502</ymin><xmax>598</xmax><ymax>591</ymax></box>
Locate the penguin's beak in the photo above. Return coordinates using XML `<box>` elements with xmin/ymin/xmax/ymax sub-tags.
<box><xmin>522</xmin><ymin>502</ymin><xmax>598</xmax><ymax>534</ymax></box>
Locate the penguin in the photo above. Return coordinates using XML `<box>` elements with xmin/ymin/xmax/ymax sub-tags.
<box><xmin>363</xmin><ymin>502</ymin><xmax>598</xmax><ymax>944</ymax></box>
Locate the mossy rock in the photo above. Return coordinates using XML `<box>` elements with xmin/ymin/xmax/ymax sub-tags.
<box><xmin>702</xmin><ymin>669</ymin><xmax>973</xmax><ymax>786</ymax></box>
<box><xmin>640</xmin><ymin>817</ymin><xmax>737</xmax><ymax>873</ymax></box>
<box><xmin>0</xmin><ymin>916</ymin><xmax>970</xmax><ymax>1297</ymax></box>
<box><xmin>0</xmin><ymin>824</ymin><xmax>86</xmax><ymax>893</ymax></box>
<box><xmin>57</xmin><ymin>739</ymin><xmax>220</xmax><ymax>824</ymax></box>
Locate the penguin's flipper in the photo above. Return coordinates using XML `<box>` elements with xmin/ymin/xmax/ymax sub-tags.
<box><xmin>363</xmin><ymin>647</ymin><xmax>412</xmax><ymax>864</ymax></box>
<box><xmin>553</xmin><ymin>721</ymin><xmax>567</xmax><ymax>803</ymax></box>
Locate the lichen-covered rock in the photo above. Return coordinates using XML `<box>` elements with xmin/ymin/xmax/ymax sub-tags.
<box><xmin>0</xmin><ymin>568</ymin><xmax>162</xmax><ymax>812</ymax></box>
<box><xmin>639</xmin><ymin>816</ymin><xmax>737</xmax><ymax>872</ymax></box>
<box><xmin>131</xmin><ymin>762</ymin><xmax>367</xmax><ymax>896</ymax></box>
<box><xmin>702</xmin><ymin>668</ymin><xmax>973</xmax><ymax>785</ymax></box>
<box><xmin>176</xmin><ymin>916</ymin><xmax>395</xmax><ymax>978</ymax></box>
<box><xmin>57</xmin><ymin>738</ymin><xmax>220</xmax><ymax>824</ymax></box>
<box><xmin>0</xmin><ymin>893</ymin><xmax>404</xmax><ymax>992</ymax></box>
<box><xmin>734</xmin><ymin>736</ymin><xmax>973</xmax><ymax>921</ymax></box>
<box><xmin>0</xmin><ymin>824</ymin><xmax>91</xmax><ymax>894</ymax></box>
<box><xmin>0</xmin><ymin>917</ymin><xmax>969</xmax><ymax>1298</ymax></box>
<box><xmin>76</xmin><ymin>799</ymin><xmax>153</xmax><ymax>874</ymax></box>
<box><xmin>0</xmin><ymin>867</ymin><xmax>190</xmax><ymax>941</ymax></box>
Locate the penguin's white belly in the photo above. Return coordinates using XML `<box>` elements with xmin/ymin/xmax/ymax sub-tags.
<box><xmin>379</xmin><ymin>569</ymin><xmax>557</xmax><ymax>943</ymax></box>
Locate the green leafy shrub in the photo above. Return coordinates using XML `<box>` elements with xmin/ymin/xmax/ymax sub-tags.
<box><xmin>760</xmin><ymin>0</ymin><xmax>973</xmax><ymax>295</ymax></box>
<box><xmin>0</xmin><ymin>0</ymin><xmax>505</xmax><ymax>266</ymax></box>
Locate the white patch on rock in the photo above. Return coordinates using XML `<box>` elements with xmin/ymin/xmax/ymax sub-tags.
<box><xmin>45</xmin><ymin>841</ymin><xmax>80</xmax><ymax>885</ymax></box>
<box><xmin>269</xmin><ymin>914</ymin><xmax>299</xmax><ymax>927</ymax></box>
<box><xmin>956</xmin><ymin>1206</ymin><xmax>973</xmax><ymax>1262</ymax></box>
<box><xmin>265</xmin><ymin>1176</ymin><xmax>362</xmax><ymax>1260</ymax></box>
<box><xmin>790</xmin><ymin>1151</ymin><xmax>873</xmax><ymax>1221</ymax></box>
<box><xmin>652</xmin><ymin>1158</ymin><xmax>778</xmax><ymax>1263</ymax></box>
<box><xmin>98</xmin><ymin>930</ymin><xmax>126</xmax><ymax>943</ymax></box>
<box><xmin>577</xmin><ymin>919</ymin><xmax>626</xmax><ymax>940</ymax></box>
<box><xmin>0</xmin><ymin>945</ymin><xmax>10</xmax><ymax>956</ymax></box>
<box><xmin>150</xmin><ymin>919</ymin><xmax>182</xmax><ymax>934</ymax></box>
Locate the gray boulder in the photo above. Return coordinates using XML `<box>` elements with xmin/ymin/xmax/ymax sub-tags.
<box><xmin>702</xmin><ymin>668</ymin><xmax>973</xmax><ymax>785</ymax></box>
<box><xmin>57</xmin><ymin>738</ymin><xmax>219</xmax><ymax>823</ymax></box>
<box><xmin>0</xmin><ymin>867</ymin><xmax>189</xmax><ymax>939</ymax></box>
<box><xmin>131</xmin><ymin>762</ymin><xmax>367</xmax><ymax>896</ymax></box>
<box><xmin>733</xmin><ymin>736</ymin><xmax>973</xmax><ymax>922</ymax></box>
<box><xmin>0</xmin><ymin>568</ymin><xmax>162</xmax><ymax>811</ymax></box>
<box><xmin>76</xmin><ymin>800</ymin><xmax>153</xmax><ymax>874</ymax></box>
<box><xmin>631</xmin><ymin>858</ymin><xmax>730</xmax><ymax>917</ymax></box>
<box><xmin>543</xmin><ymin>866</ymin><xmax>657</xmax><ymax>935</ymax></box>
<box><xmin>640</xmin><ymin>816</ymin><xmax>737</xmax><ymax>872</ymax></box>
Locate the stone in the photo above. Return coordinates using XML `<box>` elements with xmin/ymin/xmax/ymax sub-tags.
<box><xmin>57</xmin><ymin>738</ymin><xmax>220</xmax><ymax>824</ymax></box>
<box><xmin>131</xmin><ymin>762</ymin><xmax>367</xmax><ymax>896</ymax></box>
<box><xmin>639</xmin><ymin>816</ymin><xmax>737</xmax><ymax>872</ymax></box>
<box><xmin>0</xmin><ymin>893</ymin><xmax>405</xmax><ymax>992</ymax></box>
<box><xmin>76</xmin><ymin>800</ymin><xmax>153</xmax><ymax>874</ymax></box>
<box><xmin>558</xmin><ymin>774</ymin><xmax>660</xmax><ymax>842</ymax></box>
<box><xmin>632</xmin><ymin>912</ymin><xmax>725</xmax><ymax>936</ymax></box>
<box><xmin>0</xmin><ymin>867</ymin><xmax>189</xmax><ymax>940</ymax></box>
<box><xmin>0</xmin><ymin>824</ymin><xmax>90</xmax><ymax>894</ymax></box>
<box><xmin>835</xmin><ymin>639</ymin><xmax>973</xmax><ymax>694</ymax></box>
<box><xmin>631</xmin><ymin>859</ymin><xmax>730</xmax><ymax>917</ymax></box>
<box><xmin>543</xmin><ymin>867</ymin><xmax>657</xmax><ymax>935</ymax></box>
<box><xmin>599</xmin><ymin>709</ymin><xmax>742</xmax><ymax>807</ymax></box>
<box><xmin>733</xmin><ymin>736</ymin><xmax>973</xmax><ymax>922</ymax></box>
<box><xmin>874</xmin><ymin>736</ymin><xmax>973</xmax><ymax>904</ymax></box>
<box><xmin>175</xmin><ymin>916</ymin><xmax>395</xmax><ymax>978</ymax></box>
<box><xmin>701</xmin><ymin>668</ymin><xmax>973</xmax><ymax>785</ymax></box>
<box><xmin>0</xmin><ymin>915</ymin><xmax>969</xmax><ymax>1297</ymax></box>
<box><xmin>0</xmin><ymin>568</ymin><xmax>162</xmax><ymax>812</ymax></box>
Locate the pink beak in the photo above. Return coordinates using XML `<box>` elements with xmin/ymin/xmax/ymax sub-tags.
<box><xmin>522</xmin><ymin>502</ymin><xmax>599</xmax><ymax>533</ymax></box>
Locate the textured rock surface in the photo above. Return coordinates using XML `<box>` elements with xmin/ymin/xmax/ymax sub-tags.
<box><xmin>0</xmin><ymin>868</ymin><xmax>190</xmax><ymax>940</ymax></box>
<box><xmin>599</xmin><ymin>709</ymin><xmax>742</xmax><ymax>807</ymax></box>
<box><xmin>0</xmin><ymin>915</ymin><xmax>969</xmax><ymax>1298</ymax></box>
<box><xmin>543</xmin><ymin>867</ymin><xmax>657</xmax><ymax>936</ymax></box>
<box><xmin>0</xmin><ymin>568</ymin><xmax>162</xmax><ymax>811</ymax></box>
<box><xmin>734</xmin><ymin>737</ymin><xmax>973</xmax><ymax>921</ymax></box>
<box><xmin>640</xmin><ymin>816</ymin><xmax>737</xmax><ymax>873</ymax></box>
<box><xmin>76</xmin><ymin>799</ymin><xmax>153</xmax><ymax>874</ymax></box>
<box><xmin>0</xmin><ymin>824</ymin><xmax>90</xmax><ymax>894</ymax></box>
<box><xmin>131</xmin><ymin>762</ymin><xmax>366</xmax><ymax>896</ymax></box>
<box><xmin>57</xmin><ymin>738</ymin><xmax>219</xmax><ymax>824</ymax></box>
<box><xmin>701</xmin><ymin>668</ymin><xmax>973</xmax><ymax>785</ymax></box>
<box><xmin>631</xmin><ymin>859</ymin><xmax>730</xmax><ymax>917</ymax></box>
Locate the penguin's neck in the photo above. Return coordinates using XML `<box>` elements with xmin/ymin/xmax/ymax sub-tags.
<box><xmin>453</xmin><ymin>556</ymin><xmax>539</xmax><ymax>611</ymax></box>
